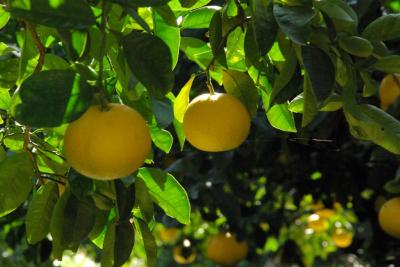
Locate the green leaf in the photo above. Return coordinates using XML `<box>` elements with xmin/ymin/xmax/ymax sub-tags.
<box><xmin>169</xmin><ymin>0</ymin><xmax>211</xmax><ymax>12</ymax></box>
<box><xmin>11</xmin><ymin>70</ymin><xmax>93</xmax><ymax>127</ymax></box>
<box><xmin>251</xmin><ymin>0</ymin><xmax>277</xmax><ymax>56</ymax></box>
<box><xmin>181</xmin><ymin>6</ymin><xmax>220</xmax><ymax>29</ymax></box>
<box><xmin>150</xmin><ymin>124</ymin><xmax>173</xmax><ymax>153</ymax></box>
<box><xmin>101</xmin><ymin>220</ymin><xmax>135</xmax><ymax>267</ymax></box>
<box><xmin>180</xmin><ymin>37</ymin><xmax>212</xmax><ymax>69</ymax></box>
<box><xmin>374</xmin><ymin>55</ymin><xmax>400</xmax><ymax>74</ymax></box>
<box><xmin>0</xmin><ymin>6</ymin><xmax>10</xmax><ymax>30</ymax></box>
<box><xmin>0</xmin><ymin>90</ymin><xmax>11</xmax><ymax>110</ymax></box>
<box><xmin>50</xmin><ymin>192</ymin><xmax>96</xmax><ymax>251</ymax></box>
<box><xmin>0</xmin><ymin>153</ymin><xmax>34</xmax><ymax>217</ymax></box>
<box><xmin>362</xmin><ymin>14</ymin><xmax>400</xmax><ymax>41</ymax></box>
<box><xmin>270</xmin><ymin>51</ymin><xmax>297</xmax><ymax>105</ymax></box>
<box><xmin>114</xmin><ymin>221</ymin><xmax>135</xmax><ymax>267</ymax></box>
<box><xmin>223</xmin><ymin>70</ymin><xmax>259</xmax><ymax>117</ymax></box>
<box><xmin>113</xmin><ymin>0</ymin><xmax>171</xmax><ymax>7</ymax></box>
<box><xmin>154</xmin><ymin>5</ymin><xmax>181</xmax><ymax>69</ymax></box>
<box><xmin>26</xmin><ymin>182</ymin><xmax>59</xmax><ymax>244</ymax></box>
<box><xmin>135</xmin><ymin>218</ymin><xmax>157</xmax><ymax>267</ymax></box>
<box><xmin>209</xmin><ymin>10</ymin><xmax>227</xmax><ymax>67</ymax></box>
<box><xmin>226</xmin><ymin>27</ymin><xmax>247</xmax><ymax>71</ymax></box>
<box><xmin>288</xmin><ymin>93</ymin><xmax>342</xmax><ymax>113</ymax></box>
<box><xmin>301</xmin><ymin>45</ymin><xmax>335</xmax><ymax>104</ymax></box>
<box><xmin>360</xmin><ymin>72</ymin><xmax>379</xmax><ymax>97</ymax></box>
<box><xmin>314</xmin><ymin>0</ymin><xmax>358</xmax><ymax>34</ymax></box>
<box><xmin>10</xmin><ymin>0</ymin><xmax>96</xmax><ymax>29</ymax></box>
<box><xmin>174</xmin><ymin>75</ymin><xmax>195</xmax><ymax>123</ymax></box>
<box><xmin>261</xmin><ymin>91</ymin><xmax>296</xmax><ymax>133</ymax></box>
<box><xmin>345</xmin><ymin>104</ymin><xmax>400</xmax><ymax>154</ymax></box>
<box><xmin>115</xmin><ymin>180</ymin><xmax>135</xmax><ymax>221</ymax></box>
<box><xmin>0</xmin><ymin>58</ymin><xmax>19</xmax><ymax>89</ymax></box>
<box><xmin>123</xmin><ymin>32</ymin><xmax>174</xmax><ymax>98</ymax></box>
<box><xmin>273</xmin><ymin>4</ymin><xmax>315</xmax><ymax>45</ymax></box>
<box><xmin>302</xmin><ymin>73</ymin><xmax>318</xmax><ymax>127</ymax></box>
<box><xmin>338</xmin><ymin>36</ymin><xmax>373</xmax><ymax>58</ymax></box>
<box><xmin>138</xmin><ymin>168</ymin><xmax>190</xmax><ymax>224</ymax></box>
<box><xmin>135</xmin><ymin>178</ymin><xmax>154</xmax><ymax>222</ymax></box>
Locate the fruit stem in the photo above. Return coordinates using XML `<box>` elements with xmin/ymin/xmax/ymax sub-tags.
<box><xmin>205</xmin><ymin>70</ymin><xmax>215</xmax><ymax>95</ymax></box>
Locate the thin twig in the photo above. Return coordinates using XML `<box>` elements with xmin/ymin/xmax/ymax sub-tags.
<box><xmin>23</xmin><ymin>128</ymin><xmax>44</xmax><ymax>185</ymax></box>
<box><xmin>26</xmin><ymin>22</ymin><xmax>45</xmax><ymax>74</ymax></box>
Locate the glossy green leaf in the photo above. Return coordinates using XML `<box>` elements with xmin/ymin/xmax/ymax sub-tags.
<box><xmin>226</xmin><ymin>27</ymin><xmax>247</xmax><ymax>71</ymax></box>
<box><xmin>0</xmin><ymin>6</ymin><xmax>10</xmax><ymax>30</ymax></box>
<box><xmin>288</xmin><ymin>93</ymin><xmax>343</xmax><ymax>113</ymax></box>
<box><xmin>181</xmin><ymin>6</ymin><xmax>220</xmax><ymax>29</ymax></box>
<box><xmin>154</xmin><ymin>5</ymin><xmax>181</xmax><ymax>69</ymax></box>
<box><xmin>50</xmin><ymin>192</ymin><xmax>96</xmax><ymax>252</ymax></box>
<box><xmin>270</xmin><ymin>51</ymin><xmax>297</xmax><ymax>106</ymax></box>
<box><xmin>113</xmin><ymin>0</ymin><xmax>170</xmax><ymax>7</ymax></box>
<box><xmin>26</xmin><ymin>182</ymin><xmax>59</xmax><ymax>244</ymax></box>
<box><xmin>180</xmin><ymin>37</ymin><xmax>212</xmax><ymax>69</ymax></box>
<box><xmin>150</xmin><ymin>124</ymin><xmax>173</xmax><ymax>153</ymax></box>
<box><xmin>135</xmin><ymin>218</ymin><xmax>157</xmax><ymax>267</ymax></box>
<box><xmin>10</xmin><ymin>0</ymin><xmax>96</xmax><ymax>29</ymax></box>
<box><xmin>0</xmin><ymin>58</ymin><xmax>19</xmax><ymax>89</ymax></box>
<box><xmin>251</xmin><ymin>0</ymin><xmax>277</xmax><ymax>56</ymax></box>
<box><xmin>374</xmin><ymin>55</ymin><xmax>400</xmax><ymax>73</ymax></box>
<box><xmin>174</xmin><ymin>75</ymin><xmax>195</xmax><ymax>123</ymax></box>
<box><xmin>0</xmin><ymin>153</ymin><xmax>34</xmax><ymax>217</ymax></box>
<box><xmin>302</xmin><ymin>73</ymin><xmax>318</xmax><ymax>127</ymax></box>
<box><xmin>169</xmin><ymin>0</ymin><xmax>211</xmax><ymax>12</ymax></box>
<box><xmin>261</xmin><ymin>91</ymin><xmax>296</xmax><ymax>133</ymax></box>
<box><xmin>209</xmin><ymin>10</ymin><xmax>227</xmax><ymax>67</ymax></box>
<box><xmin>273</xmin><ymin>4</ymin><xmax>315</xmax><ymax>45</ymax></box>
<box><xmin>115</xmin><ymin>180</ymin><xmax>135</xmax><ymax>221</ymax></box>
<box><xmin>314</xmin><ymin>0</ymin><xmax>358</xmax><ymax>34</ymax></box>
<box><xmin>0</xmin><ymin>90</ymin><xmax>11</xmax><ymax>110</ymax></box>
<box><xmin>138</xmin><ymin>168</ymin><xmax>190</xmax><ymax>224</ymax></box>
<box><xmin>11</xmin><ymin>70</ymin><xmax>93</xmax><ymax>127</ymax></box>
<box><xmin>338</xmin><ymin>36</ymin><xmax>373</xmax><ymax>57</ymax></box>
<box><xmin>362</xmin><ymin>14</ymin><xmax>400</xmax><ymax>41</ymax></box>
<box><xmin>135</xmin><ymin>178</ymin><xmax>154</xmax><ymax>222</ymax></box>
<box><xmin>123</xmin><ymin>32</ymin><xmax>174</xmax><ymax>98</ymax></box>
<box><xmin>302</xmin><ymin>45</ymin><xmax>335</xmax><ymax>104</ymax></box>
<box><xmin>223</xmin><ymin>70</ymin><xmax>259</xmax><ymax>117</ymax></box>
<box><xmin>345</xmin><ymin>104</ymin><xmax>400</xmax><ymax>154</ymax></box>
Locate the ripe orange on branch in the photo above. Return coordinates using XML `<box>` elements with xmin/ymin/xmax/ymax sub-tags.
<box><xmin>183</xmin><ymin>93</ymin><xmax>251</xmax><ymax>152</ymax></box>
<box><xmin>64</xmin><ymin>103</ymin><xmax>151</xmax><ymax>180</ymax></box>
<box><xmin>378</xmin><ymin>197</ymin><xmax>400</xmax><ymax>239</ymax></box>
<box><xmin>206</xmin><ymin>232</ymin><xmax>248</xmax><ymax>266</ymax></box>
<box><xmin>379</xmin><ymin>74</ymin><xmax>400</xmax><ymax>110</ymax></box>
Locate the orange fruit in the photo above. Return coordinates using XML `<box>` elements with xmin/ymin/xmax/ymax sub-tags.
<box><xmin>183</xmin><ymin>93</ymin><xmax>251</xmax><ymax>152</ymax></box>
<box><xmin>379</xmin><ymin>74</ymin><xmax>400</xmax><ymax>110</ymax></box>
<box><xmin>307</xmin><ymin>213</ymin><xmax>327</xmax><ymax>232</ymax></box>
<box><xmin>332</xmin><ymin>228</ymin><xmax>353</xmax><ymax>248</ymax></box>
<box><xmin>64</xmin><ymin>104</ymin><xmax>151</xmax><ymax>180</ymax></box>
<box><xmin>206</xmin><ymin>233</ymin><xmax>248</xmax><ymax>266</ymax></box>
<box><xmin>316</xmin><ymin>209</ymin><xmax>336</xmax><ymax>220</ymax></box>
<box><xmin>159</xmin><ymin>228</ymin><xmax>180</xmax><ymax>244</ymax></box>
<box><xmin>378</xmin><ymin>197</ymin><xmax>400</xmax><ymax>239</ymax></box>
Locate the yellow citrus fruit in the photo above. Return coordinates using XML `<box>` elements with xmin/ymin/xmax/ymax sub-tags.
<box><xmin>206</xmin><ymin>233</ymin><xmax>248</xmax><ymax>266</ymax></box>
<box><xmin>159</xmin><ymin>228</ymin><xmax>180</xmax><ymax>244</ymax></box>
<box><xmin>64</xmin><ymin>104</ymin><xmax>151</xmax><ymax>180</ymax></box>
<box><xmin>378</xmin><ymin>197</ymin><xmax>400</xmax><ymax>239</ymax></box>
<box><xmin>307</xmin><ymin>213</ymin><xmax>327</xmax><ymax>232</ymax></box>
<box><xmin>332</xmin><ymin>228</ymin><xmax>353</xmax><ymax>248</ymax></box>
<box><xmin>183</xmin><ymin>93</ymin><xmax>251</xmax><ymax>152</ymax></box>
<box><xmin>316</xmin><ymin>209</ymin><xmax>336</xmax><ymax>220</ymax></box>
<box><xmin>379</xmin><ymin>74</ymin><xmax>400</xmax><ymax>110</ymax></box>
<box><xmin>173</xmin><ymin>245</ymin><xmax>197</xmax><ymax>265</ymax></box>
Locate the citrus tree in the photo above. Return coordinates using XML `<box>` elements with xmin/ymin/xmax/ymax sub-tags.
<box><xmin>0</xmin><ymin>0</ymin><xmax>400</xmax><ymax>266</ymax></box>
